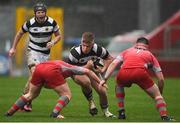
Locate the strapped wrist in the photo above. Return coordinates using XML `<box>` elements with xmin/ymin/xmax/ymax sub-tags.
<box><xmin>51</xmin><ymin>40</ymin><xmax>56</xmax><ymax>46</ymax></box>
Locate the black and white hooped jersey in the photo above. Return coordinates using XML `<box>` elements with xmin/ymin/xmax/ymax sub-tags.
<box><xmin>22</xmin><ymin>16</ymin><xmax>59</xmax><ymax>54</ymax></box>
<box><xmin>68</xmin><ymin>43</ymin><xmax>109</xmax><ymax>66</ymax></box>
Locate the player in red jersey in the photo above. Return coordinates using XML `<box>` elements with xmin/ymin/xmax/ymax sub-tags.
<box><xmin>101</xmin><ymin>37</ymin><xmax>175</xmax><ymax>121</ymax></box>
<box><xmin>5</xmin><ymin>60</ymin><xmax>105</xmax><ymax>119</ymax></box>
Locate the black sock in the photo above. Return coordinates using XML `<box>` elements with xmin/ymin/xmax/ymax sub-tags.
<box><xmin>82</xmin><ymin>88</ymin><xmax>93</xmax><ymax>101</ymax></box>
<box><xmin>100</xmin><ymin>104</ymin><xmax>108</xmax><ymax>109</ymax></box>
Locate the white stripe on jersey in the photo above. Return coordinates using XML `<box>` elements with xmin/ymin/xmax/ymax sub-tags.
<box><xmin>29</xmin><ymin>42</ymin><xmax>49</xmax><ymax>51</ymax></box>
<box><xmin>54</xmin><ymin>25</ymin><xmax>59</xmax><ymax>32</ymax></box>
<box><xmin>23</xmin><ymin>22</ymin><xmax>28</xmax><ymax>32</ymax></box>
<box><xmin>29</xmin><ymin>26</ymin><xmax>54</xmax><ymax>33</ymax></box>
<box><xmin>116</xmin><ymin>55</ymin><xmax>123</xmax><ymax>61</ymax></box>
<box><xmin>75</xmin><ymin>46</ymin><xmax>81</xmax><ymax>55</ymax></box>
<box><xmin>100</xmin><ymin>47</ymin><xmax>107</xmax><ymax>58</ymax></box>
<box><xmin>152</xmin><ymin>66</ymin><xmax>162</xmax><ymax>73</ymax></box>
<box><xmin>61</xmin><ymin>64</ymin><xmax>85</xmax><ymax>75</ymax></box>
<box><xmin>92</xmin><ymin>43</ymin><xmax>98</xmax><ymax>53</ymax></box>
<box><xmin>48</xmin><ymin>17</ymin><xmax>59</xmax><ymax>32</ymax></box>
<box><xmin>30</xmin><ymin>17</ymin><xmax>36</xmax><ymax>25</ymax></box>
<box><xmin>69</xmin><ymin>53</ymin><xmax>78</xmax><ymax>63</ymax></box>
<box><xmin>29</xmin><ymin>34</ymin><xmax>51</xmax><ymax>43</ymax></box>
<box><xmin>48</xmin><ymin>17</ymin><xmax>53</xmax><ymax>24</ymax></box>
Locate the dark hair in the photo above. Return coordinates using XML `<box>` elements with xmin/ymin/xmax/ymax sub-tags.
<box><xmin>34</xmin><ymin>2</ymin><xmax>47</xmax><ymax>13</ymax></box>
<box><xmin>82</xmin><ymin>32</ymin><xmax>95</xmax><ymax>44</ymax></box>
<box><xmin>136</xmin><ymin>37</ymin><xmax>149</xmax><ymax>45</ymax></box>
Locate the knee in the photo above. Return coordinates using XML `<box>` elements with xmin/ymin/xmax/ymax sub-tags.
<box><xmin>96</xmin><ymin>87</ymin><xmax>107</xmax><ymax>96</ymax></box>
<box><xmin>24</xmin><ymin>92</ymin><xmax>39</xmax><ymax>101</ymax></box>
<box><xmin>74</xmin><ymin>76</ymin><xmax>91</xmax><ymax>88</ymax></box>
<box><xmin>83</xmin><ymin>81</ymin><xmax>91</xmax><ymax>88</ymax></box>
<box><xmin>24</xmin><ymin>93</ymin><xmax>33</xmax><ymax>101</ymax></box>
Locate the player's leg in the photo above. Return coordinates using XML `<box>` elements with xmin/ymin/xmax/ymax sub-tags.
<box><xmin>22</xmin><ymin>65</ymin><xmax>35</xmax><ymax>112</ymax></box>
<box><xmin>136</xmin><ymin>69</ymin><xmax>175</xmax><ymax>121</ymax></box>
<box><xmin>73</xmin><ymin>75</ymin><xmax>98</xmax><ymax>116</ymax></box>
<box><xmin>22</xmin><ymin>49</ymin><xmax>38</xmax><ymax>112</ymax></box>
<box><xmin>115</xmin><ymin>68</ymin><xmax>132</xmax><ymax>119</ymax></box>
<box><xmin>5</xmin><ymin>83</ymin><xmax>42</xmax><ymax>116</ymax></box>
<box><xmin>91</xmin><ymin>78</ymin><xmax>115</xmax><ymax>117</ymax></box>
<box><xmin>145</xmin><ymin>84</ymin><xmax>175</xmax><ymax>121</ymax></box>
<box><xmin>115</xmin><ymin>84</ymin><xmax>126</xmax><ymax>119</ymax></box>
<box><xmin>50</xmin><ymin>82</ymin><xmax>71</xmax><ymax>119</ymax></box>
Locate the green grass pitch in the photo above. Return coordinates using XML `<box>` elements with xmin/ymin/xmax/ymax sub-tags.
<box><xmin>0</xmin><ymin>76</ymin><xmax>179</xmax><ymax>122</ymax></box>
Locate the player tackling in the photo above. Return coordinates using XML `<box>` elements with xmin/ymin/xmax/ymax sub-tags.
<box><xmin>5</xmin><ymin>60</ymin><xmax>105</xmax><ymax>119</ymax></box>
<box><xmin>101</xmin><ymin>37</ymin><xmax>176</xmax><ymax>121</ymax></box>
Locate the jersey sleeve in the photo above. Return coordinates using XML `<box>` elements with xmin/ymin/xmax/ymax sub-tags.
<box><xmin>22</xmin><ymin>21</ymin><xmax>29</xmax><ymax>33</ymax></box>
<box><xmin>70</xmin><ymin>66</ymin><xmax>86</xmax><ymax>75</ymax></box>
<box><xmin>151</xmin><ymin>54</ymin><xmax>162</xmax><ymax>73</ymax></box>
<box><xmin>96</xmin><ymin>45</ymin><xmax>109</xmax><ymax>59</ymax></box>
<box><xmin>116</xmin><ymin>54</ymin><xmax>124</xmax><ymax>61</ymax></box>
<box><xmin>117</xmin><ymin>49</ymin><xmax>127</xmax><ymax>61</ymax></box>
<box><xmin>61</xmin><ymin>61</ymin><xmax>86</xmax><ymax>75</ymax></box>
<box><xmin>53</xmin><ymin>20</ymin><xmax>60</xmax><ymax>32</ymax></box>
<box><xmin>67</xmin><ymin>47</ymin><xmax>79</xmax><ymax>65</ymax></box>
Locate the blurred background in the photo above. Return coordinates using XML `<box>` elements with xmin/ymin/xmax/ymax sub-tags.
<box><xmin>0</xmin><ymin>0</ymin><xmax>180</xmax><ymax>77</ymax></box>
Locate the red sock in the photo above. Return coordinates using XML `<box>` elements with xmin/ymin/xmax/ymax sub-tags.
<box><xmin>155</xmin><ymin>97</ymin><xmax>168</xmax><ymax>116</ymax></box>
<box><xmin>8</xmin><ymin>96</ymin><xmax>28</xmax><ymax>115</ymax></box>
<box><xmin>116</xmin><ymin>85</ymin><xmax>125</xmax><ymax>110</ymax></box>
<box><xmin>52</xmin><ymin>96</ymin><xmax>69</xmax><ymax>115</ymax></box>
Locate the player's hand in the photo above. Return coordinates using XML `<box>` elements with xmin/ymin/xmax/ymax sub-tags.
<box><xmin>99</xmin><ymin>80</ymin><xmax>108</xmax><ymax>90</ymax></box>
<box><xmin>93</xmin><ymin>66</ymin><xmax>103</xmax><ymax>73</ymax></box>
<box><xmin>99</xmin><ymin>80</ymin><xmax>105</xmax><ymax>86</ymax></box>
<box><xmin>9</xmin><ymin>48</ymin><xmax>16</xmax><ymax>57</ymax></box>
<box><xmin>46</xmin><ymin>41</ymin><xmax>55</xmax><ymax>48</ymax></box>
<box><xmin>86</xmin><ymin>60</ymin><xmax>94</xmax><ymax>69</ymax></box>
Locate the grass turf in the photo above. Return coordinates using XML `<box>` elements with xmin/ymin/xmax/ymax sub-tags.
<box><xmin>0</xmin><ymin>76</ymin><xmax>179</xmax><ymax>122</ymax></box>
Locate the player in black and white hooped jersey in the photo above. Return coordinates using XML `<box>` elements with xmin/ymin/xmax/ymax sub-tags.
<box><xmin>68</xmin><ymin>42</ymin><xmax>108</xmax><ymax>66</ymax></box>
<box><xmin>8</xmin><ymin>2</ymin><xmax>61</xmax><ymax>112</ymax></box>
<box><xmin>67</xmin><ymin>32</ymin><xmax>115</xmax><ymax>118</ymax></box>
<box><xmin>23</xmin><ymin>15</ymin><xmax>59</xmax><ymax>55</ymax></box>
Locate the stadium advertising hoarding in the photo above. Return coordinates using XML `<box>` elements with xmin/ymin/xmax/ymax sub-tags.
<box><xmin>0</xmin><ymin>54</ymin><xmax>11</xmax><ymax>75</ymax></box>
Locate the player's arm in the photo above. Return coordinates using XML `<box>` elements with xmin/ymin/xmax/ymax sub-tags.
<box><xmin>46</xmin><ymin>20</ymin><xmax>61</xmax><ymax>48</ymax></box>
<box><xmin>68</xmin><ymin>64</ymin><xmax>105</xmax><ymax>85</ymax></box>
<box><xmin>104</xmin><ymin>56</ymin><xmax>122</xmax><ymax>81</ymax></box>
<box><xmin>154</xmin><ymin>72</ymin><xmax>164</xmax><ymax>94</ymax></box>
<box><xmin>46</xmin><ymin>30</ymin><xmax>61</xmax><ymax>48</ymax></box>
<box><xmin>83</xmin><ymin>68</ymin><xmax>105</xmax><ymax>84</ymax></box>
<box><xmin>101</xmin><ymin>54</ymin><xmax>114</xmax><ymax>73</ymax></box>
<box><xmin>53</xmin><ymin>30</ymin><xmax>61</xmax><ymax>44</ymax></box>
<box><xmin>94</xmin><ymin>46</ymin><xmax>114</xmax><ymax>73</ymax></box>
<box><xmin>9</xmin><ymin>28</ymin><xmax>25</xmax><ymax>57</ymax></box>
<box><xmin>151</xmin><ymin>55</ymin><xmax>164</xmax><ymax>94</ymax></box>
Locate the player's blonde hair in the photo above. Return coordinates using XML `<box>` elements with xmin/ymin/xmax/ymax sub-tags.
<box><xmin>81</xmin><ymin>32</ymin><xmax>94</xmax><ymax>44</ymax></box>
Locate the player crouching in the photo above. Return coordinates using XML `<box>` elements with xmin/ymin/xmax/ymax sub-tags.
<box><xmin>5</xmin><ymin>60</ymin><xmax>105</xmax><ymax>119</ymax></box>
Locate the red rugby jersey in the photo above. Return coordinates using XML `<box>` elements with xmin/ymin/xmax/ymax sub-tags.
<box><xmin>117</xmin><ymin>47</ymin><xmax>161</xmax><ymax>72</ymax></box>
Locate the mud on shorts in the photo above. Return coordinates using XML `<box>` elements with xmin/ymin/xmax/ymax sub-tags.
<box><xmin>26</xmin><ymin>48</ymin><xmax>50</xmax><ymax>68</ymax></box>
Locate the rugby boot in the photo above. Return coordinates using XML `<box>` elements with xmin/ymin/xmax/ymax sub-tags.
<box><xmin>104</xmin><ymin>110</ymin><xmax>116</xmax><ymax>118</ymax></box>
<box><xmin>89</xmin><ymin>100</ymin><xmax>98</xmax><ymax>116</ymax></box>
<box><xmin>118</xmin><ymin>109</ymin><xmax>126</xmax><ymax>119</ymax></box>
<box><xmin>161</xmin><ymin>116</ymin><xmax>176</xmax><ymax>122</ymax></box>
<box><xmin>4</xmin><ymin>112</ymin><xmax>12</xmax><ymax>117</ymax></box>
<box><xmin>23</xmin><ymin>103</ymin><xmax>32</xmax><ymax>112</ymax></box>
<box><xmin>50</xmin><ymin>112</ymin><xmax>65</xmax><ymax>119</ymax></box>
